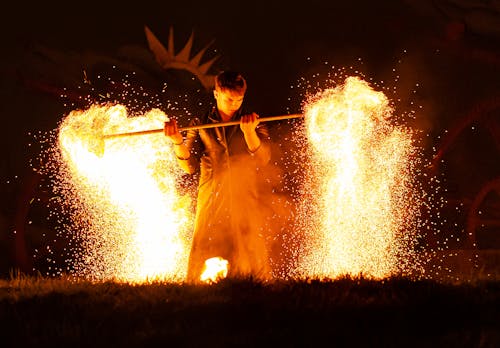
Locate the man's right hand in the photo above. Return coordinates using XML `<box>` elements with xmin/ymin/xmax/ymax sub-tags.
<box><xmin>164</xmin><ymin>119</ymin><xmax>183</xmax><ymax>145</ymax></box>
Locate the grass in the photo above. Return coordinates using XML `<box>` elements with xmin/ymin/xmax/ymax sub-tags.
<box><xmin>1</xmin><ymin>272</ymin><xmax>499</xmax><ymax>347</ymax></box>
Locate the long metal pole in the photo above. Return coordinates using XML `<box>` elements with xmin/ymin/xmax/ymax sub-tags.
<box><xmin>102</xmin><ymin>113</ymin><xmax>303</xmax><ymax>139</ymax></box>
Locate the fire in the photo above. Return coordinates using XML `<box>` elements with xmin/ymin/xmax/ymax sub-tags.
<box><xmin>56</xmin><ymin>104</ymin><xmax>194</xmax><ymax>283</ymax></box>
<box><xmin>51</xmin><ymin>75</ymin><xmax>423</xmax><ymax>284</ymax></box>
<box><xmin>200</xmin><ymin>257</ymin><xmax>229</xmax><ymax>283</ymax></box>
<box><xmin>296</xmin><ymin>76</ymin><xmax>422</xmax><ymax>279</ymax></box>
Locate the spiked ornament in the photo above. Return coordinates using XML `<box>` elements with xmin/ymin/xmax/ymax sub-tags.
<box><xmin>144</xmin><ymin>26</ymin><xmax>219</xmax><ymax>90</ymax></box>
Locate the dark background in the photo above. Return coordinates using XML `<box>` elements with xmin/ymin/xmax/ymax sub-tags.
<box><xmin>1</xmin><ymin>0</ymin><xmax>499</xmax><ymax>277</ymax></box>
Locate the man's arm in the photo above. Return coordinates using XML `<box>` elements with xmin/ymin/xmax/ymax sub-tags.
<box><xmin>240</xmin><ymin>112</ymin><xmax>271</xmax><ymax>165</ymax></box>
<box><xmin>164</xmin><ymin>119</ymin><xmax>199</xmax><ymax>174</ymax></box>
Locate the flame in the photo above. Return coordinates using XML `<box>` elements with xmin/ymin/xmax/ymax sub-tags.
<box><xmin>52</xmin><ymin>75</ymin><xmax>423</xmax><ymax>283</ymax></box>
<box><xmin>297</xmin><ymin>76</ymin><xmax>422</xmax><ymax>279</ymax></box>
<box><xmin>56</xmin><ymin>104</ymin><xmax>194</xmax><ymax>283</ymax></box>
<box><xmin>200</xmin><ymin>257</ymin><xmax>229</xmax><ymax>283</ymax></box>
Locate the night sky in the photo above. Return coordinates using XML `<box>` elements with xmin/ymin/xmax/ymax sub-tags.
<box><xmin>1</xmin><ymin>0</ymin><xmax>499</xmax><ymax>274</ymax></box>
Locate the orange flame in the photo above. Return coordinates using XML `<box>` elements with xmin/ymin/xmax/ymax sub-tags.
<box><xmin>57</xmin><ymin>104</ymin><xmax>194</xmax><ymax>283</ymax></box>
<box><xmin>53</xmin><ymin>76</ymin><xmax>423</xmax><ymax>283</ymax></box>
<box><xmin>297</xmin><ymin>76</ymin><xmax>422</xmax><ymax>279</ymax></box>
<box><xmin>200</xmin><ymin>257</ymin><xmax>229</xmax><ymax>283</ymax></box>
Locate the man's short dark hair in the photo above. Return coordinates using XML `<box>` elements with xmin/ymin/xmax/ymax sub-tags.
<box><xmin>215</xmin><ymin>71</ymin><xmax>247</xmax><ymax>93</ymax></box>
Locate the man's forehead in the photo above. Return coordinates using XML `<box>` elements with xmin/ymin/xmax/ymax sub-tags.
<box><xmin>220</xmin><ymin>89</ymin><xmax>244</xmax><ymax>99</ymax></box>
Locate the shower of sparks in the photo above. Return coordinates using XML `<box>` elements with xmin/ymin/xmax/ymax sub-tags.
<box><xmin>55</xmin><ymin>103</ymin><xmax>194</xmax><ymax>283</ymax></box>
<box><xmin>43</xmin><ymin>62</ymin><xmax>437</xmax><ymax>283</ymax></box>
<box><xmin>294</xmin><ymin>76</ymin><xmax>424</xmax><ymax>280</ymax></box>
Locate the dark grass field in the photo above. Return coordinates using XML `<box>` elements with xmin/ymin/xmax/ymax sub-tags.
<box><xmin>1</xmin><ymin>274</ymin><xmax>499</xmax><ymax>348</ymax></box>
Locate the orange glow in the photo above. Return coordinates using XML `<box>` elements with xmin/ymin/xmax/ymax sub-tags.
<box><xmin>53</xmin><ymin>75</ymin><xmax>424</xmax><ymax>284</ymax></box>
<box><xmin>296</xmin><ymin>76</ymin><xmax>422</xmax><ymax>279</ymax></box>
<box><xmin>57</xmin><ymin>104</ymin><xmax>194</xmax><ymax>283</ymax></box>
<box><xmin>200</xmin><ymin>257</ymin><xmax>229</xmax><ymax>283</ymax></box>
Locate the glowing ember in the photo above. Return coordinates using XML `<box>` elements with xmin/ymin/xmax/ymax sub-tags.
<box><xmin>296</xmin><ymin>76</ymin><xmax>422</xmax><ymax>279</ymax></box>
<box><xmin>200</xmin><ymin>257</ymin><xmax>229</xmax><ymax>283</ymax></box>
<box><xmin>50</xmin><ymin>73</ymin><xmax>425</xmax><ymax>284</ymax></box>
<box><xmin>56</xmin><ymin>103</ymin><xmax>194</xmax><ymax>283</ymax></box>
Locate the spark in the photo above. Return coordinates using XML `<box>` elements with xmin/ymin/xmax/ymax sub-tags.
<box><xmin>294</xmin><ymin>76</ymin><xmax>424</xmax><ymax>279</ymax></box>
<box><xmin>55</xmin><ymin>103</ymin><xmax>194</xmax><ymax>283</ymax></box>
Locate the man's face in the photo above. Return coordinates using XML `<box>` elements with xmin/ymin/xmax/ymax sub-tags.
<box><xmin>214</xmin><ymin>88</ymin><xmax>245</xmax><ymax>117</ymax></box>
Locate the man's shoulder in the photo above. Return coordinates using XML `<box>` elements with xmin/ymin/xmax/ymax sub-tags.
<box><xmin>204</xmin><ymin>106</ymin><xmax>218</xmax><ymax>122</ymax></box>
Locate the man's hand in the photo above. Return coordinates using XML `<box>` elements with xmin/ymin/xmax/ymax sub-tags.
<box><xmin>165</xmin><ymin>119</ymin><xmax>191</xmax><ymax>160</ymax></box>
<box><xmin>240</xmin><ymin>112</ymin><xmax>260</xmax><ymax>135</ymax></box>
<box><xmin>240</xmin><ymin>112</ymin><xmax>262</xmax><ymax>152</ymax></box>
<box><xmin>164</xmin><ymin>119</ymin><xmax>183</xmax><ymax>145</ymax></box>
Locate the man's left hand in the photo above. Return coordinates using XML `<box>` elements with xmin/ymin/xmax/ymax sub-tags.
<box><xmin>240</xmin><ymin>112</ymin><xmax>260</xmax><ymax>134</ymax></box>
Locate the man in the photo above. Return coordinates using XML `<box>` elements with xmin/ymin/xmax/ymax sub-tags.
<box><xmin>164</xmin><ymin>71</ymin><xmax>273</xmax><ymax>283</ymax></box>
